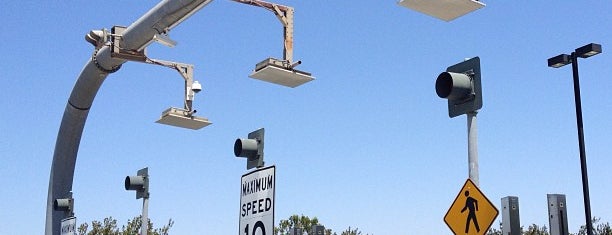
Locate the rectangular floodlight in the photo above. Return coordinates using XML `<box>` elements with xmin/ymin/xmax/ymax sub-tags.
<box><xmin>547</xmin><ymin>54</ymin><xmax>571</xmax><ymax>68</ymax></box>
<box><xmin>249</xmin><ymin>58</ymin><xmax>314</xmax><ymax>88</ymax></box>
<box><xmin>398</xmin><ymin>0</ymin><xmax>485</xmax><ymax>22</ymax></box>
<box><xmin>155</xmin><ymin>107</ymin><xmax>211</xmax><ymax>130</ymax></box>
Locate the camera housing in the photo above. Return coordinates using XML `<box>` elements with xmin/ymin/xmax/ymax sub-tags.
<box><xmin>191</xmin><ymin>81</ymin><xmax>202</xmax><ymax>93</ymax></box>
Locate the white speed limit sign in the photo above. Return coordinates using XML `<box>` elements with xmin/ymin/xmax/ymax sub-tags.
<box><xmin>239</xmin><ymin>166</ymin><xmax>275</xmax><ymax>235</ymax></box>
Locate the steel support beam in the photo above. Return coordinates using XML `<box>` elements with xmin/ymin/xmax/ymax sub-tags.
<box><xmin>45</xmin><ymin>1</ymin><xmax>212</xmax><ymax>234</ymax></box>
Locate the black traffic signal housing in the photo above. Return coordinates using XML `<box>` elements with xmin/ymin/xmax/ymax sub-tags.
<box><xmin>234</xmin><ymin>128</ymin><xmax>265</xmax><ymax>170</ymax></box>
<box><xmin>53</xmin><ymin>197</ymin><xmax>74</xmax><ymax>216</ymax></box>
<box><xmin>125</xmin><ymin>167</ymin><xmax>149</xmax><ymax>199</ymax></box>
<box><xmin>435</xmin><ymin>57</ymin><xmax>482</xmax><ymax>118</ymax></box>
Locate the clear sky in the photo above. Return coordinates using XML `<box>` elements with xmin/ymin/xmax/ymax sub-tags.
<box><xmin>1</xmin><ymin>1</ymin><xmax>611</xmax><ymax>234</ymax></box>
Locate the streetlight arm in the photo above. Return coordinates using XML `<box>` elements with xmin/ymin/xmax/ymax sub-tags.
<box><xmin>122</xmin><ymin>0</ymin><xmax>214</xmax><ymax>51</ymax></box>
<box><xmin>146</xmin><ymin>59</ymin><xmax>197</xmax><ymax>112</ymax></box>
<box><xmin>46</xmin><ymin>1</ymin><xmax>212</xmax><ymax>234</ymax></box>
<box><xmin>230</xmin><ymin>0</ymin><xmax>295</xmax><ymax>63</ymax></box>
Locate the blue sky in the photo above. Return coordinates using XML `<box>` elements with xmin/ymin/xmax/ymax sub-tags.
<box><xmin>1</xmin><ymin>1</ymin><xmax>611</xmax><ymax>234</ymax></box>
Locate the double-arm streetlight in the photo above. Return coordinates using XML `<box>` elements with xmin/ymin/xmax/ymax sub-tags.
<box><xmin>547</xmin><ymin>43</ymin><xmax>602</xmax><ymax>235</ymax></box>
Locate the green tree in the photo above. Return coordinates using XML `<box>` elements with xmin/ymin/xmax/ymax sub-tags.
<box><xmin>485</xmin><ymin>221</ymin><xmax>502</xmax><ymax>235</ymax></box>
<box><xmin>486</xmin><ymin>227</ymin><xmax>502</xmax><ymax>235</ymax></box>
<box><xmin>274</xmin><ymin>214</ymin><xmax>372</xmax><ymax>235</ymax></box>
<box><xmin>575</xmin><ymin>217</ymin><xmax>612</xmax><ymax>235</ymax></box>
<box><xmin>77</xmin><ymin>216</ymin><xmax>173</xmax><ymax>235</ymax></box>
<box><xmin>274</xmin><ymin>214</ymin><xmax>319</xmax><ymax>235</ymax></box>
<box><xmin>523</xmin><ymin>224</ymin><xmax>549</xmax><ymax>235</ymax></box>
<box><xmin>339</xmin><ymin>226</ymin><xmax>371</xmax><ymax>235</ymax></box>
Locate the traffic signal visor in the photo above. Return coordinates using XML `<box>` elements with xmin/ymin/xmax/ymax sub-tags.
<box><xmin>53</xmin><ymin>198</ymin><xmax>73</xmax><ymax>212</ymax></box>
<box><xmin>436</xmin><ymin>72</ymin><xmax>472</xmax><ymax>100</ymax></box>
<box><xmin>125</xmin><ymin>168</ymin><xmax>149</xmax><ymax>199</ymax></box>
<box><xmin>234</xmin><ymin>128</ymin><xmax>265</xmax><ymax>170</ymax></box>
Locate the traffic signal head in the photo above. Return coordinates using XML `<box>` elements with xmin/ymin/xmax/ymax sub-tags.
<box><xmin>435</xmin><ymin>57</ymin><xmax>482</xmax><ymax>118</ymax></box>
<box><xmin>125</xmin><ymin>167</ymin><xmax>149</xmax><ymax>199</ymax></box>
<box><xmin>53</xmin><ymin>198</ymin><xmax>73</xmax><ymax>212</ymax></box>
<box><xmin>234</xmin><ymin>128</ymin><xmax>265</xmax><ymax>170</ymax></box>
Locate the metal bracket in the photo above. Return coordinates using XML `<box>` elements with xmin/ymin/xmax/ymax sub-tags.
<box><xmin>109</xmin><ymin>25</ymin><xmax>199</xmax><ymax>113</ymax></box>
<box><xmin>147</xmin><ymin>59</ymin><xmax>197</xmax><ymax>113</ymax></box>
<box><xmin>110</xmin><ymin>26</ymin><xmax>147</xmax><ymax>62</ymax></box>
<box><xmin>231</xmin><ymin>0</ymin><xmax>295</xmax><ymax>64</ymax></box>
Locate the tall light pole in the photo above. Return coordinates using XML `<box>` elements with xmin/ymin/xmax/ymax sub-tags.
<box><xmin>547</xmin><ymin>43</ymin><xmax>602</xmax><ymax>235</ymax></box>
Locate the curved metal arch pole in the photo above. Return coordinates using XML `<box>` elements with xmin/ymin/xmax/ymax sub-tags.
<box><xmin>45</xmin><ymin>1</ymin><xmax>212</xmax><ymax>234</ymax></box>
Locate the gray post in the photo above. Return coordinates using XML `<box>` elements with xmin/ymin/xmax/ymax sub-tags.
<box><xmin>141</xmin><ymin>197</ymin><xmax>149</xmax><ymax>235</ymax></box>
<box><xmin>501</xmin><ymin>196</ymin><xmax>520</xmax><ymax>235</ymax></box>
<box><xmin>548</xmin><ymin>194</ymin><xmax>569</xmax><ymax>235</ymax></box>
<box><xmin>467</xmin><ymin>111</ymin><xmax>479</xmax><ymax>186</ymax></box>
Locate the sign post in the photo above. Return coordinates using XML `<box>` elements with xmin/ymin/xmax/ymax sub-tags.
<box><xmin>240</xmin><ymin>165</ymin><xmax>275</xmax><ymax>235</ymax></box>
<box><xmin>444</xmin><ymin>179</ymin><xmax>498</xmax><ymax>235</ymax></box>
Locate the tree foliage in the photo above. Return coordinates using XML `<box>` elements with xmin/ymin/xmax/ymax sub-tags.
<box><xmin>574</xmin><ymin>217</ymin><xmax>612</xmax><ymax>235</ymax></box>
<box><xmin>485</xmin><ymin>222</ymin><xmax>549</xmax><ymax>235</ymax></box>
<box><xmin>274</xmin><ymin>214</ymin><xmax>612</xmax><ymax>235</ymax></box>
<box><xmin>275</xmin><ymin>214</ymin><xmax>320</xmax><ymax>235</ymax></box>
<box><xmin>523</xmin><ymin>224</ymin><xmax>549</xmax><ymax>235</ymax></box>
<box><xmin>274</xmin><ymin>214</ymin><xmax>370</xmax><ymax>235</ymax></box>
<box><xmin>339</xmin><ymin>226</ymin><xmax>371</xmax><ymax>235</ymax></box>
<box><xmin>485</xmin><ymin>217</ymin><xmax>612</xmax><ymax>235</ymax></box>
<box><xmin>77</xmin><ymin>216</ymin><xmax>173</xmax><ymax>235</ymax></box>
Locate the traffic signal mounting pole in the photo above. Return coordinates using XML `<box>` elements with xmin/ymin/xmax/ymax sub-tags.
<box><xmin>125</xmin><ymin>167</ymin><xmax>150</xmax><ymax>235</ymax></box>
<box><xmin>435</xmin><ymin>57</ymin><xmax>482</xmax><ymax>187</ymax></box>
<box><xmin>467</xmin><ymin>111</ymin><xmax>479</xmax><ymax>186</ymax></box>
<box><xmin>141</xmin><ymin>196</ymin><xmax>149</xmax><ymax>235</ymax></box>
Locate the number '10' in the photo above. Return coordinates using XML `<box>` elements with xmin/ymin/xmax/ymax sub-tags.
<box><xmin>244</xmin><ymin>221</ymin><xmax>266</xmax><ymax>235</ymax></box>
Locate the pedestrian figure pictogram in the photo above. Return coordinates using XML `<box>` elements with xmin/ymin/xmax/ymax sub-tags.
<box><xmin>461</xmin><ymin>190</ymin><xmax>480</xmax><ymax>233</ymax></box>
<box><xmin>444</xmin><ymin>179</ymin><xmax>498</xmax><ymax>235</ymax></box>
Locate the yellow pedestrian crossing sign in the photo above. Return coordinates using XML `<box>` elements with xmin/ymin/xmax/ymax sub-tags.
<box><xmin>444</xmin><ymin>179</ymin><xmax>499</xmax><ymax>235</ymax></box>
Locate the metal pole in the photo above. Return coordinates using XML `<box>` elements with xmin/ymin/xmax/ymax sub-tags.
<box><xmin>141</xmin><ymin>197</ymin><xmax>149</xmax><ymax>235</ymax></box>
<box><xmin>570</xmin><ymin>52</ymin><xmax>593</xmax><ymax>235</ymax></box>
<box><xmin>45</xmin><ymin>1</ymin><xmax>212</xmax><ymax>234</ymax></box>
<box><xmin>467</xmin><ymin>111</ymin><xmax>479</xmax><ymax>186</ymax></box>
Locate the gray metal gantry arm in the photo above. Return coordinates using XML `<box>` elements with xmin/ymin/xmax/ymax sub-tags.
<box><xmin>47</xmin><ymin>0</ymin><xmax>306</xmax><ymax>234</ymax></box>
<box><xmin>45</xmin><ymin>1</ymin><xmax>212</xmax><ymax>234</ymax></box>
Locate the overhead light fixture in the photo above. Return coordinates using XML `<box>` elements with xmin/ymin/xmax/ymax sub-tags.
<box><xmin>249</xmin><ymin>58</ymin><xmax>314</xmax><ymax>88</ymax></box>
<box><xmin>156</xmin><ymin>107</ymin><xmax>211</xmax><ymax>130</ymax></box>
<box><xmin>547</xmin><ymin>54</ymin><xmax>571</xmax><ymax>68</ymax></box>
<box><xmin>231</xmin><ymin>0</ymin><xmax>315</xmax><ymax>87</ymax></box>
<box><xmin>398</xmin><ymin>0</ymin><xmax>485</xmax><ymax>22</ymax></box>
<box><xmin>575</xmin><ymin>43</ymin><xmax>602</xmax><ymax>58</ymax></box>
